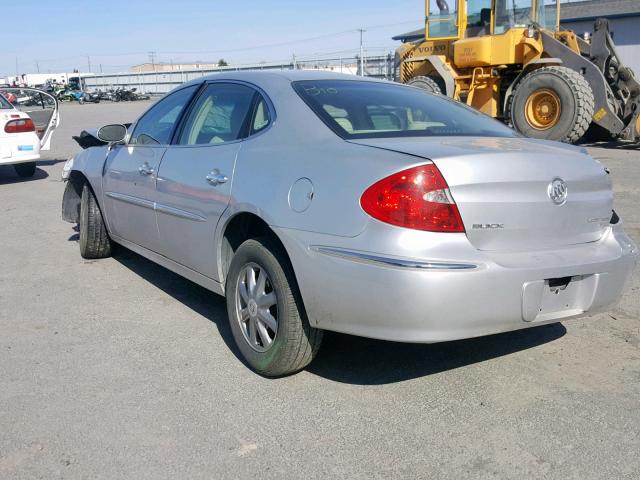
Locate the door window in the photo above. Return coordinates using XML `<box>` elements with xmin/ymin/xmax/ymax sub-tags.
<box><xmin>178</xmin><ymin>83</ymin><xmax>255</xmax><ymax>145</ymax></box>
<box><xmin>465</xmin><ymin>0</ymin><xmax>492</xmax><ymax>37</ymax></box>
<box><xmin>494</xmin><ymin>0</ymin><xmax>533</xmax><ymax>34</ymax></box>
<box><xmin>130</xmin><ymin>85</ymin><xmax>198</xmax><ymax>145</ymax></box>
<box><xmin>427</xmin><ymin>0</ymin><xmax>458</xmax><ymax>38</ymax></box>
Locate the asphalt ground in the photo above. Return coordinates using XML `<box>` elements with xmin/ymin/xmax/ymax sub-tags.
<box><xmin>1</xmin><ymin>100</ymin><xmax>639</xmax><ymax>479</ymax></box>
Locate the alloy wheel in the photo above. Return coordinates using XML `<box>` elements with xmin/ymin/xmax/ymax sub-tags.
<box><xmin>235</xmin><ymin>262</ymin><xmax>278</xmax><ymax>352</ymax></box>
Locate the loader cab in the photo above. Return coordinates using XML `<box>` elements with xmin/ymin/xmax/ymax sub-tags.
<box><xmin>494</xmin><ymin>0</ymin><xmax>560</xmax><ymax>34</ymax></box>
<box><xmin>424</xmin><ymin>1</ymin><xmax>560</xmax><ymax>41</ymax></box>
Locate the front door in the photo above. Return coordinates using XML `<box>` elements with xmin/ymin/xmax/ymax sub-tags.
<box><xmin>102</xmin><ymin>84</ymin><xmax>199</xmax><ymax>251</ymax></box>
<box><xmin>155</xmin><ymin>82</ymin><xmax>257</xmax><ymax>279</ymax></box>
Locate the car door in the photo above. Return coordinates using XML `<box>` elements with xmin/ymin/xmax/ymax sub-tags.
<box><xmin>102</xmin><ymin>84</ymin><xmax>199</xmax><ymax>252</ymax></box>
<box><xmin>154</xmin><ymin>82</ymin><xmax>264</xmax><ymax>279</ymax></box>
<box><xmin>2</xmin><ymin>88</ymin><xmax>59</xmax><ymax>150</ymax></box>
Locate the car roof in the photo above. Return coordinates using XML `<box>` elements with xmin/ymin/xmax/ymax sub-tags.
<box><xmin>180</xmin><ymin>69</ymin><xmax>391</xmax><ymax>89</ymax></box>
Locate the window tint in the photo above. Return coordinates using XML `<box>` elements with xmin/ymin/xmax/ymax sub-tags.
<box><xmin>293</xmin><ymin>80</ymin><xmax>517</xmax><ymax>139</ymax></box>
<box><xmin>178</xmin><ymin>83</ymin><xmax>255</xmax><ymax>145</ymax></box>
<box><xmin>130</xmin><ymin>85</ymin><xmax>198</xmax><ymax>145</ymax></box>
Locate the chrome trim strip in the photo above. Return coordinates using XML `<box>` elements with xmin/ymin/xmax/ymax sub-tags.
<box><xmin>155</xmin><ymin>203</ymin><xmax>206</xmax><ymax>222</ymax></box>
<box><xmin>105</xmin><ymin>192</ymin><xmax>206</xmax><ymax>222</ymax></box>
<box><xmin>311</xmin><ymin>246</ymin><xmax>478</xmax><ymax>270</ymax></box>
<box><xmin>105</xmin><ymin>191</ymin><xmax>155</xmax><ymax>210</ymax></box>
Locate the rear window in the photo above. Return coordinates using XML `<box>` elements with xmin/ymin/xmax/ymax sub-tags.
<box><xmin>292</xmin><ymin>80</ymin><xmax>517</xmax><ymax>139</ymax></box>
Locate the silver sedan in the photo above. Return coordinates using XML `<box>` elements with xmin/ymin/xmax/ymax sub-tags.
<box><xmin>62</xmin><ymin>71</ymin><xmax>639</xmax><ymax>376</ymax></box>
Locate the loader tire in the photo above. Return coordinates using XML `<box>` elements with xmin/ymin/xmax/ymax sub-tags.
<box><xmin>408</xmin><ymin>76</ymin><xmax>443</xmax><ymax>95</ymax></box>
<box><xmin>509</xmin><ymin>66</ymin><xmax>594</xmax><ymax>143</ymax></box>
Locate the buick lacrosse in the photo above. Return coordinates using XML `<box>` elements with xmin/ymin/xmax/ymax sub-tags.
<box><xmin>62</xmin><ymin>71</ymin><xmax>638</xmax><ymax>376</ymax></box>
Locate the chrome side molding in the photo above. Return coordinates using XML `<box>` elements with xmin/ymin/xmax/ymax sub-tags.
<box><xmin>310</xmin><ymin>246</ymin><xmax>478</xmax><ymax>270</ymax></box>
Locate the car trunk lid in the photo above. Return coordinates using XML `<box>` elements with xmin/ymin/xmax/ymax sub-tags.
<box><xmin>349</xmin><ymin>136</ymin><xmax>613</xmax><ymax>251</ymax></box>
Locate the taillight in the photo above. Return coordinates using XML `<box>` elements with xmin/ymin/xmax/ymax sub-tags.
<box><xmin>4</xmin><ymin>118</ymin><xmax>35</xmax><ymax>134</ymax></box>
<box><xmin>360</xmin><ymin>164</ymin><xmax>465</xmax><ymax>232</ymax></box>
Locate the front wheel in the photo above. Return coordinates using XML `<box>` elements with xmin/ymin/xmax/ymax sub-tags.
<box><xmin>226</xmin><ymin>237</ymin><xmax>323</xmax><ymax>377</ymax></box>
<box><xmin>509</xmin><ymin>66</ymin><xmax>595</xmax><ymax>143</ymax></box>
<box><xmin>14</xmin><ymin>162</ymin><xmax>36</xmax><ymax>178</ymax></box>
<box><xmin>79</xmin><ymin>184</ymin><xmax>112</xmax><ymax>259</ymax></box>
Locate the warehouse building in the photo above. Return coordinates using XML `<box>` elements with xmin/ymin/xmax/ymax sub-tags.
<box><xmin>393</xmin><ymin>0</ymin><xmax>640</xmax><ymax>77</ymax></box>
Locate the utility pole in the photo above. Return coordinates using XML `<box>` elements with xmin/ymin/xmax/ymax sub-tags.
<box><xmin>148</xmin><ymin>51</ymin><xmax>157</xmax><ymax>71</ymax></box>
<box><xmin>35</xmin><ymin>61</ymin><xmax>40</xmax><ymax>73</ymax></box>
<box><xmin>15</xmin><ymin>57</ymin><xmax>18</xmax><ymax>79</ymax></box>
<box><xmin>292</xmin><ymin>53</ymin><xmax>297</xmax><ymax>70</ymax></box>
<box><xmin>87</xmin><ymin>55</ymin><xmax>91</xmax><ymax>73</ymax></box>
<box><xmin>358</xmin><ymin>29</ymin><xmax>366</xmax><ymax>76</ymax></box>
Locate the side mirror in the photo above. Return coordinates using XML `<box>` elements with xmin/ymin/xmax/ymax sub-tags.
<box><xmin>97</xmin><ymin>124</ymin><xmax>127</xmax><ymax>143</ymax></box>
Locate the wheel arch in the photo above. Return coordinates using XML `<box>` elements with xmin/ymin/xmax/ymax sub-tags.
<box><xmin>62</xmin><ymin>170</ymin><xmax>89</xmax><ymax>223</ymax></box>
<box><xmin>218</xmin><ymin>211</ymin><xmax>296</xmax><ymax>291</ymax></box>
<box><xmin>404</xmin><ymin>56</ymin><xmax>455</xmax><ymax>97</ymax></box>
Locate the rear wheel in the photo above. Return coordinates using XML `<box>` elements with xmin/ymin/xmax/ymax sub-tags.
<box><xmin>510</xmin><ymin>66</ymin><xmax>594</xmax><ymax>143</ymax></box>
<box><xmin>226</xmin><ymin>237</ymin><xmax>323</xmax><ymax>377</ymax></box>
<box><xmin>407</xmin><ymin>76</ymin><xmax>443</xmax><ymax>95</ymax></box>
<box><xmin>14</xmin><ymin>162</ymin><xmax>36</xmax><ymax>178</ymax></box>
<box><xmin>79</xmin><ymin>184</ymin><xmax>112</xmax><ymax>259</ymax></box>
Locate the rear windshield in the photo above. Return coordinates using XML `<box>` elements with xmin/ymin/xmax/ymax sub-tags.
<box><xmin>292</xmin><ymin>80</ymin><xmax>517</xmax><ymax>139</ymax></box>
<box><xmin>0</xmin><ymin>93</ymin><xmax>12</xmax><ymax>109</ymax></box>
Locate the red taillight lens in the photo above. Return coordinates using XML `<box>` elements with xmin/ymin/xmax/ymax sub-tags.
<box><xmin>360</xmin><ymin>164</ymin><xmax>465</xmax><ymax>232</ymax></box>
<box><xmin>4</xmin><ymin>118</ymin><xmax>35</xmax><ymax>134</ymax></box>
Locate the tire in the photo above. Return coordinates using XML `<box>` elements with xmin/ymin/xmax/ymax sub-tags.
<box><xmin>407</xmin><ymin>75</ymin><xmax>443</xmax><ymax>94</ymax></box>
<box><xmin>509</xmin><ymin>66</ymin><xmax>594</xmax><ymax>143</ymax></box>
<box><xmin>14</xmin><ymin>162</ymin><xmax>36</xmax><ymax>178</ymax></box>
<box><xmin>79</xmin><ymin>184</ymin><xmax>112</xmax><ymax>259</ymax></box>
<box><xmin>226</xmin><ymin>237</ymin><xmax>323</xmax><ymax>377</ymax></box>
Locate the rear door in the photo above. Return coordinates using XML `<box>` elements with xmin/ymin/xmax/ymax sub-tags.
<box><xmin>102</xmin><ymin>84</ymin><xmax>199</xmax><ymax>252</ymax></box>
<box><xmin>2</xmin><ymin>88</ymin><xmax>59</xmax><ymax>150</ymax></box>
<box><xmin>154</xmin><ymin>82</ymin><xmax>261</xmax><ymax>279</ymax></box>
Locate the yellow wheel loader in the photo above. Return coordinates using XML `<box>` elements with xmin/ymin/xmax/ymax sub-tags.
<box><xmin>396</xmin><ymin>0</ymin><xmax>640</xmax><ymax>143</ymax></box>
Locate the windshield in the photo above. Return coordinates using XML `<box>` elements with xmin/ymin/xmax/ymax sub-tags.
<box><xmin>293</xmin><ymin>80</ymin><xmax>517</xmax><ymax>139</ymax></box>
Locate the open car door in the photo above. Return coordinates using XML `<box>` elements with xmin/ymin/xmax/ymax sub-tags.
<box><xmin>1</xmin><ymin>88</ymin><xmax>59</xmax><ymax>150</ymax></box>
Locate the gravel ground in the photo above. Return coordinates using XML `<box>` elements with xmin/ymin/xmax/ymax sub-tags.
<box><xmin>0</xmin><ymin>101</ymin><xmax>639</xmax><ymax>480</ymax></box>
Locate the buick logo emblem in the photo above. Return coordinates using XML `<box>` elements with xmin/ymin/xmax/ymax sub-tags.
<box><xmin>548</xmin><ymin>178</ymin><xmax>568</xmax><ymax>205</ymax></box>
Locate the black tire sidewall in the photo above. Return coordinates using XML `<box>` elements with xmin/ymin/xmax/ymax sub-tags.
<box><xmin>408</xmin><ymin>76</ymin><xmax>443</xmax><ymax>94</ymax></box>
<box><xmin>511</xmin><ymin>72</ymin><xmax>578</xmax><ymax>140</ymax></box>
<box><xmin>225</xmin><ymin>239</ymin><xmax>299</xmax><ymax>373</ymax></box>
<box><xmin>79</xmin><ymin>184</ymin><xmax>91</xmax><ymax>254</ymax></box>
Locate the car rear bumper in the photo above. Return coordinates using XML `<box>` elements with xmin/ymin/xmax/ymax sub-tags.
<box><xmin>0</xmin><ymin>154</ymin><xmax>39</xmax><ymax>165</ymax></box>
<box><xmin>0</xmin><ymin>134</ymin><xmax>40</xmax><ymax>164</ymax></box>
<box><xmin>276</xmin><ymin>223</ymin><xmax>638</xmax><ymax>343</ymax></box>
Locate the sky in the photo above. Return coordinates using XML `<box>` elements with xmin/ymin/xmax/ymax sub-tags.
<box><xmin>2</xmin><ymin>0</ymin><xmax>424</xmax><ymax>77</ymax></box>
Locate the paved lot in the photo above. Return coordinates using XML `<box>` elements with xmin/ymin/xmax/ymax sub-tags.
<box><xmin>1</xmin><ymin>101</ymin><xmax>639</xmax><ymax>479</ymax></box>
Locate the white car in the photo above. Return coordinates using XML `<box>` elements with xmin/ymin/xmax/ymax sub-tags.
<box><xmin>0</xmin><ymin>88</ymin><xmax>59</xmax><ymax>177</ymax></box>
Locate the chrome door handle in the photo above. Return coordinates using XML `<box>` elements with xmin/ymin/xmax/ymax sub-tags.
<box><xmin>206</xmin><ymin>169</ymin><xmax>228</xmax><ymax>186</ymax></box>
<box><xmin>138</xmin><ymin>162</ymin><xmax>154</xmax><ymax>176</ymax></box>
